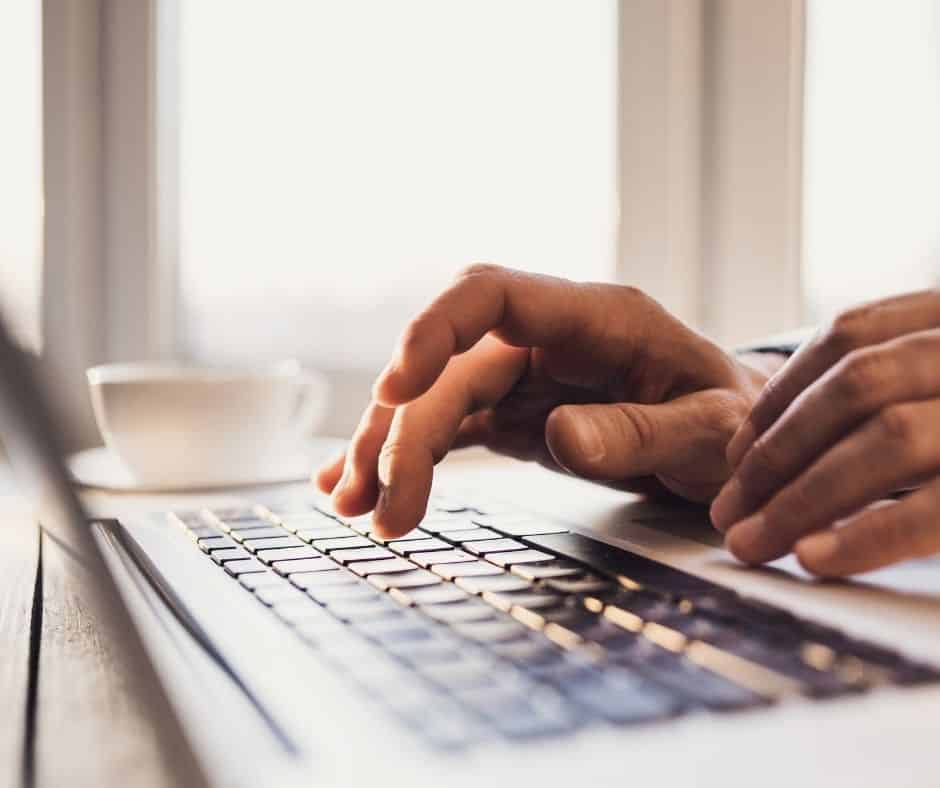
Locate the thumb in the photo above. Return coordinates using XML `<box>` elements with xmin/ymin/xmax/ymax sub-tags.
<box><xmin>544</xmin><ymin>391</ymin><xmax>739</xmax><ymax>482</ymax></box>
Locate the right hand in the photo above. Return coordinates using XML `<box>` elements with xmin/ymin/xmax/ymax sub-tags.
<box><xmin>316</xmin><ymin>265</ymin><xmax>775</xmax><ymax>538</ymax></box>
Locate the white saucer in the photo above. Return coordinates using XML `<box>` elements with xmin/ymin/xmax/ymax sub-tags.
<box><xmin>67</xmin><ymin>437</ymin><xmax>347</xmax><ymax>492</ymax></box>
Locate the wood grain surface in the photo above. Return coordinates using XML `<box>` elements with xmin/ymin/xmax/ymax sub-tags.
<box><xmin>33</xmin><ymin>529</ymin><xmax>205</xmax><ymax>788</ymax></box>
<box><xmin>0</xmin><ymin>506</ymin><xmax>39</xmax><ymax>788</ymax></box>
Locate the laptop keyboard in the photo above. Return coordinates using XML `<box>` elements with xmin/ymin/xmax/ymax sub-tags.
<box><xmin>169</xmin><ymin>494</ymin><xmax>940</xmax><ymax>749</ymax></box>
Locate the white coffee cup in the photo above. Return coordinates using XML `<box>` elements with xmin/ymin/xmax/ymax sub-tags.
<box><xmin>86</xmin><ymin>360</ymin><xmax>329</xmax><ymax>487</ymax></box>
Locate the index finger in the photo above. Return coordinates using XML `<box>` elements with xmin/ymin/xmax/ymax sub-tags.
<box><xmin>372</xmin><ymin>264</ymin><xmax>634</xmax><ymax>406</ymax></box>
<box><xmin>725</xmin><ymin>290</ymin><xmax>940</xmax><ymax>468</ymax></box>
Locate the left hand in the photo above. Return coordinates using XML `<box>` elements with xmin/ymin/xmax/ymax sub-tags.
<box><xmin>710</xmin><ymin>290</ymin><xmax>940</xmax><ymax>577</ymax></box>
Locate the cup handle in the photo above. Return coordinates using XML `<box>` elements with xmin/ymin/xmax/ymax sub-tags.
<box><xmin>290</xmin><ymin>373</ymin><xmax>328</xmax><ymax>437</ymax></box>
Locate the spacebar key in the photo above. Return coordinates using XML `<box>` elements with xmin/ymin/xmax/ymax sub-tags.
<box><xmin>523</xmin><ymin>532</ymin><xmax>726</xmax><ymax>597</ymax></box>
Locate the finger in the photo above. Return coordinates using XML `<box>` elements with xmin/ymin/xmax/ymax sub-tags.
<box><xmin>712</xmin><ymin>329</ymin><xmax>940</xmax><ymax>530</ymax></box>
<box><xmin>373</xmin><ymin>265</ymin><xmax>674</xmax><ymax>406</ymax></box>
<box><xmin>370</xmin><ymin>338</ymin><xmax>529</xmax><ymax>537</ymax></box>
<box><xmin>726</xmin><ymin>398</ymin><xmax>940</xmax><ymax>564</ymax></box>
<box><xmin>544</xmin><ymin>389</ymin><xmax>747</xmax><ymax>501</ymax></box>
<box><xmin>726</xmin><ymin>290</ymin><xmax>940</xmax><ymax>468</ymax></box>
<box><xmin>455</xmin><ymin>410</ymin><xmax>672</xmax><ymax>497</ymax></box>
<box><xmin>315</xmin><ymin>452</ymin><xmax>345</xmax><ymax>493</ymax></box>
<box><xmin>795</xmin><ymin>482</ymin><xmax>940</xmax><ymax>576</ymax></box>
<box><xmin>329</xmin><ymin>403</ymin><xmax>395</xmax><ymax>517</ymax></box>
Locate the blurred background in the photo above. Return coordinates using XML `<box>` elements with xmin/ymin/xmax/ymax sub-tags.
<box><xmin>2</xmin><ymin>0</ymin><xmax>939</xmax><ymax>447</ymax></box>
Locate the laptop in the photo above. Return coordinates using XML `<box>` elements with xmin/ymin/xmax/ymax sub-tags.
<box><xmin>5</xmin><ymin>316</ymin><xmax>940</xmax><ymax>788</ymax></box>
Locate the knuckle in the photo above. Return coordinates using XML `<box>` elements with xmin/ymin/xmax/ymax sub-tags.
<box><xmin>833</xmin><ymin>349</ymin><xmax>887</xmax><ymax>402</ymax></box>
<box><xmin>876</xmin><ymin>403</ymin><xmax>920</xmax><ymax>446</ymax></box>
<box><xmin>456</xmin><ymin>262</ymin><xmax>503</xmax><ymax>282</ymax></box>
<box><xmin>613</xmin><ymin>284</ymin><xmax>647</xmax><ymax>303</ymax></box>
<box><xmin>822</xmin><ymin>307</ymin><xmax>871</xmax><ymax>356</ymax></box>
<box><xmin>614</xmin><ymin>404</ymin><xmax>655</xmax><ymax>455</ymax></box>
<box><xmin>377</xmin><ymin>439</ymin><xmax>407</xmax><ymax>468</ymax></box>
<box><xmin>742</xmin><ymin>435</ymin><xmax>789</xmax><ymax>486</ymax></box>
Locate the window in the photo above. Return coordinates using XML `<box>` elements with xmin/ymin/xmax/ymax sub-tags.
<box><xmin>178</xmin><ymin>0</ymin><xmax>618</xmax><ymax>375</ymax></box>
<box><xmin>35</xmin><ymin>2</ymin><xmax>805</xmax><ymax>443</ymax></box>
<box><xmin>0</xmin><ymin>1</ymin><xmax>43</xmax><ymax>349</ymax></box>
<box><xmin>802</xmin><ymin>0</ymin><xmax>940</xmax><ymax>322</ymax></box>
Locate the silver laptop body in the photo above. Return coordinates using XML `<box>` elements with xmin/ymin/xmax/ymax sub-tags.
<box><xmin>5</xmin><ymin>316</ymin><xmax>940</xmax><ymax>788</ymax></box>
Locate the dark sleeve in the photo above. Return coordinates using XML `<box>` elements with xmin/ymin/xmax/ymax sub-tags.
<box><xmin>736</xmin><ymin>327</ymin><xmax>815</xmax><ymax>359</ymax></box>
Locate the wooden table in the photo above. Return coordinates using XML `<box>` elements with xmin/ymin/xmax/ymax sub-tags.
<box><xmin>0</xmin><ymin>476</ymin><xmax>201</xmax><ymax>788</ymax></box>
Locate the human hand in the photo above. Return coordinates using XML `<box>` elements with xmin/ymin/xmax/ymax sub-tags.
<box><xmin>711</xmin><ymin>291</ymin><xmax>940</xmax><ymax>577</ymax></box>
<box><xmin>316</xmin><ymin>265</ymin><xmax>774</xmax><ymax>538</ymax></box>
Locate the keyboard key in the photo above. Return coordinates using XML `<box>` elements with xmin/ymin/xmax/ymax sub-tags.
<box><xmin>211</xmin><ymin>547</ymin><xmax>251</xmax><ymax>564</ymax></box>
<box><xmin>510</xmin><ymin>562</ymin><xmax>582</xmax><ymax>581</ymax></box>
<box><xmin>187</xmin><ymin>525</ymin><xmax>222</xmax><ymax>540</ymax></box>
<box><xmin>238</xmin><ymin>572</ymin><xmax>288</xmax><ymax>591</ymax></box>
<box><xmin>311</xmin><ymin>536</ymin><xmax>374</xmax><ymax>553</ymax></box>
<box><xmin>491</xmin><ymin>635</ymin><xmax>563</xmax><ymax>665</ymax></box>
<box><xmin>198</xmin><ymin>535</ymin><xmax>235</xmax><ymax>552</ymax></box>
<box><xmin>271</xmin><ymin>597</ymin><xmax>331</xmax><ymax>625</ymax></box>
<box><xmin>419</xmin><ymin>656</ymin><xmax>511</xmax><ymax>690</ymax></box>
<box><xmin>287</xmin><ymin>569</ymin><xmax>350</xmax><ymax>590</ymax></box>
<box><xmin>256</xmin><ymin>546</ymin><xmax>322</xmax><ymax>564</ymax></box>
<box><xmin>624</xmin><ymin>652</ymin><xmax>767</xmax><ymax>711</ymax></box>
<box><xmin>349</xmin><ymin>558</ymin><xmax>416</xmax><ymax>576</ymax></box>
<box><xmin>456</xmin><ymin>686</ymin><xmax>577</xmax><ymax>739</ymax></box>
<box><xmin>486</xmin><ymin>549</ymin><xmax>555</xmax><ymax>567</ymax></box>
<box><xmin>412</xmin><ymin>550</ymin><xmax>476</xmax><ymax>568</ymax></box>
<box><xmin>482</xmin><ymin>590</ymin><xmax>564</xmax><ymax>614</ymax></box>
<box><xmin>387</xmin><ymin>537</ymin><xmax>451</xmax><ymax>556</ymax></box>
<box><xmin>254</xmin><ymin>584</ymin><xmax>307</xmax><ymax>606</ymax></box>
<box><xmin>330</xmin><ymin>546</ymin><xmax>395</xmax><ymax>564</ymax></box>
<box><xmin>369</xmin><ymin>528</ymin><xmax>432</xmax><ymax>545</ymax></box>
<box><xmin>278</xmin><ymin>511</ymin><xmax>343</xmax><ymax>532</ymax></box>
<box><xmin>431</xmin><ymin>561</ymin><xmax>505</xmax><ymax>580</ymax></box>
<box><xmin>454</xmin><ymin>574</ymin><xmax>533</xmax><ymax>595</ymax></box>
<box><xmin>272</xmin><ymin>557</ymin><xmax>338</xmax><ymax>576</ymax></box>
<box><xmin>306</xmin><ymin>584</ymin><xmax>381</xmax><ymax>605</ymax></box>
<box><xmin>561</xmin><ymin>668</ymin><xmax>682</xmax><ymax>724</ymax></box>
<box><xmin>544</xmin><ymin>575</ymin><xmax>614</xmax><ymax>594</ymax></box>
<box><xmin>428</xmin><ymin>496</ymin><xmax>472</xmax><ymax>513</ymax></box>
<box><xmin>386</xmin><ymin>638</ymin><xmax>465</xmax><ymax>665</ymax></box>
<box><xmin>391</xmin><ymin>584</ymin><xmax>472</xmax><ymax>606</ymax></box>
<box><xmin>468</xmin><ymin>514</ymin><xmax>534</xmax><ymax>529</ymax></box>
<box><xmin>224</xmin><ymin>518</ymin><xmax>277</xmax><ymax>532</ymax></box>
<box><xmin>462</xmin><ymin>538</ymin><xmax>527</xmax><ymax>556</ymax></box>
<box><xmin>224</xmin><ymin>558</ymin><xmax>267</xmax><ymax>576</ymax></box>
<box><xmin>391</xmin><ymin>699</ymin><xmax>484</xmax><ymax>750</ymax></box>
<box><xmin>328</xmin><ymin>598</ymin><xmax>404</xmax><ymax>623</ymax></box>
<box><xmin>229</xmin><ymin>527</ymin><xmax>287</xmax><ymax>543</ymax></box>
<box><xmin>354</xmin><ymin>615</ymin><xmax>437</xmax><ymax>644</ymax></box>
<box><xmin>367</xmin><ymin>569</ymin><xmax>442</xmax><ymax>591</ymax></box>
<box><xmin>420</xmin><ymin>518</ymin><xmax>482</xmax><ymax>535</ymax></box>
<box><xmin>452</xmin><ymin>619</ymin><xmax>528</xmax><ymax>643</ymax></box>
<box><xmin>243</xmin><ymin>536</ymin><xmax>306</xmax><ymax>552</ymax></box>
<box><xmin>292</xmin><ymin>618</ymin><xmax>355</xmax><ymax>646</ymax></box>
<box><xmin>208</xmin><ymin>506</ymin><xmax>260</xmax><ymax>522</ymax></box>
<box><xmin>496</xmin><ymin>522</ymin><xmax>570</xmax><ymax>537</ymax></box>
<box><xmin>296</xmin><ymin>527</ymin><xmax>356</xmax><ymax>542</ymax></box>
<box><xmin>442</xmin><ymin>528</ymin><xmax>503</xmax><ymax>544</ymax></box>
<box><xmin>421</xmin><ymin>601</ymin><xmax>498</xmax><ymax>624</ymax></box>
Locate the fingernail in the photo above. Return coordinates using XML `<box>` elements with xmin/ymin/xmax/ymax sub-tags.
<box><xmin>710</xmin><ymin>477</ymin><xmax>743</xmax><ymax>532</ymax></box>
<box><xmin>726</xmin><ymin>513</ymin><xmax>767</xmax><ymax>562</ymax></box>
<box><xmin>796</xmin><ymin>531</ymin><xmax>840</xmax><ymax>569</ymax></box>
<box><xmin>726</xmin><ymin>421</ymin><xmax>756</xmax><ymax>469</ymax></box>
<box><xmin>571</xmin><ymin>415</ymin><xmax>605</xmax><ymax>465</ymax></box>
